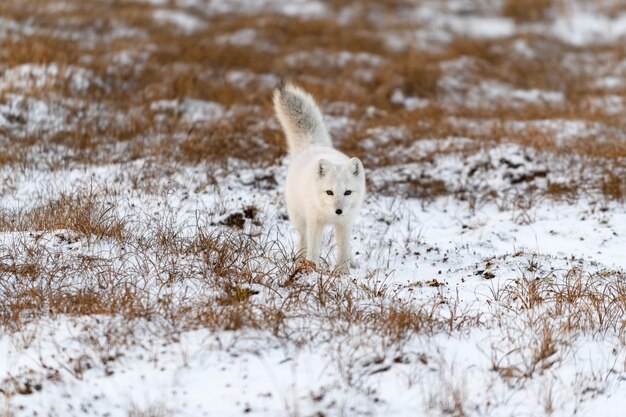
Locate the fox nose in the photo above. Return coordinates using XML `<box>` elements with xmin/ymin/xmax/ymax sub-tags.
<box><xmin>335</xmin><ymin>209</ymin><xmax>343</xmax><ymax>215</ymax></box>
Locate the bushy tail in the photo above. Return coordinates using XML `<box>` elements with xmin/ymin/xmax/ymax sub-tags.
<box><xmin>273</xmin><ymin>82</ymin><xmax>331</xmax><ymax>156</ymax></box>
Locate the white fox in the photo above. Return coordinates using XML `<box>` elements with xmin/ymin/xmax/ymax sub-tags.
<box><xmin>273</xmin><ymin>82</ymin><xmax>365</xmax><ymax>272</ymax></box>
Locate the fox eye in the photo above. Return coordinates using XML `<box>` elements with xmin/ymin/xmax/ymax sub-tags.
<box><xmin>344</xmin><ymin>190</ymin><xmax>352</xmax><ymax>196</ymax></box>
<box><xmin>325</xmin><ymin>190</ymin><xmax>334</xmax><ymax>196</ymax></box>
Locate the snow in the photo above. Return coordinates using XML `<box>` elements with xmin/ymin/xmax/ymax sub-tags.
<box><xmin>390</xmin><ymin>89</ymin><xmax>430</xmax><ymax>110</ymax></box>
<box><xmin>203</xmin><ymin>0</ymin><xmax>328</xmax><ymax>17</ymax></box>
<box><xmin>284</xmin><ymin>50</ymin><xmax>383</xmax><ymax>69</ymax></box>
<box><xmin>0</xmin><ymin>64</ymin><xmax>101</xmax><ymax>93</ymax></box>
<box><xmin>0</xmin><ymin>17</ymin><xmax>35</xmax><ymax>38</ymax></box>
<box><xmin>2</xmin><ymin>0</ymin><xmax>626</xmax><ymax>416</ymax></box>
<box><xmin>0</xmin><ymin>94</ymin><xmax>69</xmax><ymax>135</ymax></box>
<box><xmin>552</xmin><ymin>9</ymin><xmax>626</xmax><ymax>46</ymax></box>
<box><xmin>225</xmin><ymin>70</ymin><xmax>280</xmax><ymax>89</ymax></box>
<box><xmin>216</xmin><ymin>28</ymin><xmax>259</xmax><ymax>46</ymax></box>
<box><xmin>152</xmin><ymin>9</ymin><xmax>206</xmax><ymax>33</ymax></box>
<box><xmin>1</xmin><ymin>149</ymin><xmax>625</xmax><ymax>415</ymax></box>
<box><xmin>150</xmin><ymin>98</ymin><xmax>225</xmax><ymax>124</ymax></box>
<box><xmin>448</xmin><ymin>16</ymin><xmax>516</xmax><ymax>39</ymax></box>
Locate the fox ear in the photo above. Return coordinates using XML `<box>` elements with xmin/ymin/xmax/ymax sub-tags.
<box><xmin>348</xmin><ymin>158</ymin><xmax>363</xmax><ymax>177</ymax></box>
<box><xmin>318</xmin><ymin>159</ymin><xmax>330</xmax><ymax>178</ymax></box>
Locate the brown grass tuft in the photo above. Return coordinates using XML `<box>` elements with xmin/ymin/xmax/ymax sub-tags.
<box><xmin>503</xmin><ymin>0</ymin><xmax>553</xmax><ymax>22</ymax></box>
<box><xmin>601</xmin><ymin>171</ymin><xmax>624</xmax><ymax>201</ymax></box>
<box><xmin>37</xmin><ymin>192</ymin><xmax>124</xmax><ymax>240</ymax></box>
<box><xmin>127</xmin><ymin>403</ymin><xmax>171</xmax><ymax>417</ymax></box>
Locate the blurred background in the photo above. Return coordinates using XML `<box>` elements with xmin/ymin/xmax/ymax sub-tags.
<box><xmin>0</xmin><ymin>0</ymin><xmax>625</xmax><ymax>199</ymax></box>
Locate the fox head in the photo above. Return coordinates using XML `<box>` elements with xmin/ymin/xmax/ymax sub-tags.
<box><xmin>315</xmin><ymin>157</ymin><xmax>365</xmax><ymax>218</ymax></box>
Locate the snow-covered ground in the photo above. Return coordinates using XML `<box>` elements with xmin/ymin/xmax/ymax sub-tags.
<box><xmin>1</xmin><ymin>0</ymin><xmax>625</xmax><ymax>416</ymax></box>
<box><xmin>1</xmin><ymin>160</ymin><xmax>625</xmax><ymax>417</ymax></box>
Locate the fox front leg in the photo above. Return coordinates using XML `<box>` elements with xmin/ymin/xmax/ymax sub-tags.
<box><xmin>292</xmin><ymin>216</ymin><xmax>307</xmax><ymax>260</ymax></box>
<box><xmin>335</xmin><ymin>223</ymin><xmax>355</xmax><ymax>272</ymax></box>
<box><xmin>306</xmin><ymin>221</ymin><xmax>323</xmax><ymax>266</ymax></box>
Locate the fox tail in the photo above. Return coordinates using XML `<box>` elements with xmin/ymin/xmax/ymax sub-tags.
<box><xmin>273</xmin><ymin>82</ymin><xmax>331</xmax><ymax>156</ymax></box>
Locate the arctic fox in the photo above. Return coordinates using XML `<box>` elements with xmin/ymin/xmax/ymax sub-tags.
<box><xmin>273</xmin><ymin>82</ymin><xmax>365</xmax><ymax>272</ymax></box>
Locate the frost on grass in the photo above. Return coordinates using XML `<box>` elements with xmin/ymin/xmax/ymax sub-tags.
<box><xmin>0</xmin><ymin>0</ymin><xmax>626</xmax><ymax>416</ymax></box>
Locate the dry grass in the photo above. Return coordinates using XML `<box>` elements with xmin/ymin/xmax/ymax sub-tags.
<box><xmin>127</xmin><ymin>403</ymin><xmax>171</xmax><ymax>417</ymax></box>
<box><xmin>484</xmin><ymin>265</ymin><xmax>626</xmax><ymax>385</ymax></box>
<box><xmin>427</xmin><ymin>361</ymin><xmax>469</xmax><ymax>417</ymax></box>
<box><xmin>502</xmin><ymin>0</ymin><xmax>554</xmax><ymax>22</ymax></box>
<box><xmin>0</xmin><ymin>195</ymin><xmax>482</xmax><ymax>347</ymax></box>
<box><xmin>502</xmin><ymin>267</ymin><xmax>626</xmax><ymax>336</ymax></box>
<box><xmin>0</xmin><ymin>189</ymin><xmax>126</xmax><ymax>241</ymax></box>
<box><xmin>601</xmin><ymin>171</ymin><xmax>625</xmax><ymax>201</ymax></box>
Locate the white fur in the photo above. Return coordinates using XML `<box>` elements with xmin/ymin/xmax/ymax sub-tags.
<box><xmin>273</xmin><ymin>83</ymin><xmax>365</xmax><ymax>272</ymax></box>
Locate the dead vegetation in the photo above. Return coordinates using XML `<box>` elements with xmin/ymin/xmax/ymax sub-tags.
<box><xmin>0</xmin><ymin>198</ymin><xmax>478</xmax><ymax>346</ymax></box>
<box><xmin>127</xmin><ymin>403</ymin><xmax>172</xmax><ymax>417</ymax></box>
<box><xmin>0</xmin><ymin>189</ymin><xmax>126</xmax><ymax>240</ymax></box>
<box><xmin>502</xmin><ymin>267</ymin><xmax>626</xmax><ymax>336</ymax></box>
<box><xmin>0</xmin><ymin>0</ymin><xmax>623</xmax><ymax>190</ymax></box>
<box><xmin>502</xmin><ymin>0</ymin><xmax>554</xmax><ymax>22</ymax></box>
<box><xmin>0</xmin><ymin>1</ymin><xmax>625</xmax><ymax>414</ymax></box>
<box><xmin>485</xmin><ymin>265</ymin><xmax>626</xmax><ymax>388</ymax></box>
